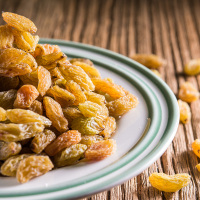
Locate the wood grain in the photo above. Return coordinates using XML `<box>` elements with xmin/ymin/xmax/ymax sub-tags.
<box><xmin>1</xmin><ymin>0</ymin><xmax>200</xmax><ymax>199</ymax></box>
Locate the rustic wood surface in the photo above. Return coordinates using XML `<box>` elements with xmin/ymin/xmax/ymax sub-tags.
<box><xmin>1</xmin><ymin>0</ymin><xmax>200</xmax><ymax>199</ymax></box>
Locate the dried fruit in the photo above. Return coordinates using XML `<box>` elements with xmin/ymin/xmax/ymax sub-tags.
<box><xmin>80</xmin><ymin>135</ymin><xmax>103</xmax><ymax>146</ymax></box>
<box><xmin>178</xmin><ymin>100</ymin><xmax>191</xmax><ymax>124</ymax></box>
<box><xmin>31</xmin><ymin>44</ymin><xmax>61</xmax><ymax>58</ymax></box>
<box><xmin>14</xmin><ymin>85</ymin><xmax>39</xmax><ymax>108</ymax></box>
<box><xmin>131</xmin><ymin>54</ymin><xmax>166</xmax><ymax>69</ymax></box>
<box><xmin>0</xmin><ymin>141</ymin><xmax>21</xmax><ymax>160</ymax></box>
<box><xmin>79</xmin><ymin>101</ymin><xmax>108</xmax><ymax>120</ymax></box>
<box><xmin>70</xmin><ymin>58</ymin><xmax>93</xmax><ymax>66</ymax></box>
<box><xmin>100</xmin><ymin>117</ymin><xmax>116</xmax><ymax>138</ymax></box>
<box><xmin>54</xmin><ymin>78</ymin><xmax>66</xmax><ymax>88</ymax></box>
<box><xmin>84</xmin><ymin>91</ymin><xmax>105</xmax><ymax>105</ymax></box>
<box><xmin>16</xmin><ymin>155</ymin><xmax>53</xmax><ymax>183</ymax></box>
<box><xmin>29</xmin><ymin>100</ymin><xmax>43</xmax><ymax>115</ymax></box>
<box><xmin>49</xmin><ymin>67</ymin><xmax>64</xmax><ymax>80</ymax></box>
<box><xmin>0</xmin><ymin>76</ymin><xmax>19</xmax><ymax>91</ymax></box>
<box><xmin>192</xmin><ymin>139</ymin><xmax>200</xmax><ymax>158</ymax></box>
<box><xmin>178</xmin><ymin>82</ymin><xmax>199</xmax><ymax>103</ymax></box>
<box><xmin>36</xmin><ymin>51</ymin><xmax>66</xmax><ymax>67</ymax></box>
<box><xmin>72</xmin><ymin>61</ymin><xmax>101</xmax><ymax>78</ymax></box>
<box><xmin>71</xmin><ymin>117</ymin><xmax>104</xmax><ymax>135</ymax></box>
<box><xmin>50</xmin><ymin>85</ymin><xmax>75</xmax><ymax>107</ymax></box>
<box><xmin>59</xmin><ymin>65</ymin><xmax>95</xmax><ymax>91</ymax></box>
<box><xmin>2</xmin><ymin>12</ymin><xmax>37</xmax><ymax>34</ymax></box>
<box><xmin>85</xmin><ymin>139</ymin><xmax>116</xmax><ymax>161</ymax></box>
<box><xmin>54</xmin><ymin>144</ymin><xmax>87</xmax><ymax>167</ymax></box>
<box><xmin>1</xmin><ymin>154</ymin><xmax>31</xmax><ymax>176</ymax></box>
<box><xmin>43</xmin><ymin>57</ymin><xmax>70</xmax><ymax>71</ymax></box>
<box><xmin>0</xmin><ymin>25</ymin><xmax>14</xmax><ymax>49</ymax></box>
<box><xmin>19</xmin><ymin>70</ymin><xmax>38</xmax><ymax>87</ymax></box>
<box><xmin>0</xmin><ymin>123</ymin><xmax>44</xmax><ymax>142</ymax></box>
<box><xmin>0</xmin><ymin>89</ymin><xmax>17</xmax><ymax>109</ymax></box>
<box><xmin>6</xmin><ymin>109</ymin><xmax>52</xmax><ymax>126</ymax></box>
<box><xmin>196</xmin><ymin>164</ymin><xmax>200</xmax><ymax>172</ymax></box>
<box><xmin>31</xmin><ymin>129</ymin><xmax>56</xmax><ymax>154</ymax></box>
<box><xmin>65</xmin><ymin>80</ymin><xmax>86</xmax><ymax>105</ymax></box>
<box><xmin>0</xmin><ymin>48</ymin><xmax>37</xmax><ymax>77</ymax></box>
<box><xmin>43</xmin><ymin>96</ymin><xmax>68</xmax><ymax>132</ymax></box>
<box><xmin>12</xmin><ymin>28</ymin><xmax>39</xmax><ymax>52</ymax></box>
<box><xmin>107</xmin><ymin>93</ymin><xmax>138</xmax><ymax>117</ymax></box>
<box><xmin>0</xmin><ymin>107</ymin><xmax>7</xmax><ymax>121</ymax></box>
<box><xmin>92</xmin><ymin>78</ymin><xmax>125</xmax><ymax>99</ymax></box>
<box><xmin>37</xmin><ymin>66</ymin><xmax>51</xmax><ymax>96</ymax></box>
<box><xmin>149</xmin><ymin>173</ymin><xmax>191</xmax><ymax>192</ymax></box>
<box><xmin>0</xmin><ymin>11</ymin><xmax>139</xmax><ymax>184</ymax></box>
<box><xmin>62</xmin><ymin>107</ymin><xmax>83</xmax><ymax>126</ymax></box>
<box><xmin>45</xmin><ymin>130</ymin><xmax>81</xmax><ymax>156</ymax></box>
<box><xmin>184</xmin><ymin>59</ymin><xmax>200</xmax><ymax>75</ymax></box>
<box><xmin>151</xmin><ymin>69</ymin><xmax>161</xmax><ymax>78</ymax></box>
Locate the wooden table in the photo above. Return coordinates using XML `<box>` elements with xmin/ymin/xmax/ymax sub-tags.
<box><xmin>1</xmin><ymin>0</ymin><xmax>200</xmax><ymax>199</ymax></box>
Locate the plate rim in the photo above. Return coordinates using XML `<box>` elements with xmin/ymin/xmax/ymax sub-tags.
<box><xmin>0</xmin><ymin>39</ymin><xmax>179</xmax><ymax>199</ymax></box>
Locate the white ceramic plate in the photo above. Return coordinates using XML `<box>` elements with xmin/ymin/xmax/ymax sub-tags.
<box><xmin>0</xmin><ymin>39</ymin><xmax>179</xmax><ymax>200</ymax></box>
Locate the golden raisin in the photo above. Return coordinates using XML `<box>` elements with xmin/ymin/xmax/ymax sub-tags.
<box><xmin>14</xmin><ymin>85</ymin><xmax>39</xmax><ymax>108</ymax></box>
<box><xmin>12</xmin><ymin>28</ymin><xmax>39</xmax><ymax>52</ymax></box>
<box><xmin>149</xmin><ymin>173</ymin><xmax>191</xmax><ymax>192</ymax></box>
<box><xmin>31</xmin><ymin>129</ymin><xmax>56</xmax><ymax>154</ymax></box>
<box><xmin>0</xmin><ymin>123</ymin><xmax>44</xmax><ymax>142</ymax></box>
<box><xmin>92</xmin><ymin>78</ymin><xmax>126</xmax><ymax>99</ymax></box>
<box><xmin>54</xmin><ymin>144</ymin><xmax>87</xmax><ymax>167</ymax></box>
<box><xmin>36</xmin><ymin>51</ymin><xmax>66</xmax><ymax>67</ymax></box>
<box><xmin>1</xmin><ymin>154</ymin><xmax>31</xmax><ymax>177</ymax></box>
<box><xmin>6</xmin><ymin>109</ymin><xmax>52</xmax><ymax>126</ymax></box>
<box><xmin>0</xmin><ymin>107</ymin><xmax>7</xmax><ymax>121</ymax></box>
<box><xmin>45</xmin><ymin>130</ymin><xmax>81</xmax><ymax>156</ymax></box>
<box><xmin>2</xmin><ymin>12</ymin><xmax>37</xmax><ymax>34</ymax></box>
<box><xmin>0</xmin><ymin>89</ymin><xmax>17</xmax><ymax>109</ymax></box>
<box><xmin>59</xmin><ymin>65</ymin><xmax>95</xmax><ymax>91</ymax></box>
<box><xmin>79</xmin><ymin>101</ymin><xmax>108</xmax><ymax>120</ymax></box>
<box><xmin>70</xmin><ymin>58</ymin><xmax>93</xmax><ymax>66</ymax></box>
<box><xmin>29</xmin><ymin>100</ymin><xmax>43</xmax><ymax>115</ymax></box>
<box><xmin>184</xmin><ymin>59</ymin><xmax>200</xmax><ymax>75</ymax></box>
<box><xmin>65</xmin><ymin>80</ymin><xmax>86</xmax><ymax>105</ymax></box>
<box><xmin>31</xmin><ymin>44</ymin><xmax>61</xmax><ymax>58</ymax></box>
<box><xmin>50</xmin><ymin>85</ymin><xmax>76</xmax><ymax>107</ymax></box>
<box><xmin>131</xmin><ymin>54</ymin><xmax>166</xmax><ymax>69</ymax></box>
<box><xmin>151</xmin><ymin>69</ymin><xmax>161</xmax><ymax>78</ymax></box>
<box><xmin>178</xmin><ymin>82</ymin><xmax>199</xmax><ymax>103</ymax></box>
<box><xmin>100</xmin><ymin>117</ymin><xmax>116</xmax><ymax>139</ymax></box>
<box><xmin>192</xmin><ymin>139</ymin><xmax>200</xmax><ymax>158</ymax></box>
<box><xmin>80</xmin><ymin>135</ymin><xmax>103</xmax><ymax>146</ymax></box>
<box><xmin>19</xmin><ymin>70</ymin><xmax>38</xmax><ymax>87</ymax></box>
<box><xmin>62</xmin><ymin>107</ymin><xmax>83</xmax><ymax>126</ymax></box>
<box><xmin>0</xmin><ymin>25</ymin><xmax>14</xmax><ymax>49</ymax></box>
<box><xmin>85</xmin><ymin>139</ymin><xmax>116</xmax><ymax>161</ymax></box>
<box><xmin>0</xmin><ymin>141</ymin><xmax>21</xmax><ymax>160</ymax></box>
<box><xmin>0</xmin><ymin>48</ymin><xmax>37</xmax><ymax>77</ymax></box>
<box><xmin>37</xmin><ymin>66</ymin><xmax>51</xmax><ymax>96</ymax></box>
<box><xmin>196</xmin><ymin>164</ymin><xmax>200</xmax><ymax>172</ymax></box>
<box><xmin>178</xmin><ymin>100</ymin><xmax>191</xmax><ymax>124</ymax></box>
<box><xmin>84</xmin><ymin>91</ymin><xmax>106</xmax><ymax>105</ymax></box>
<box><xmin>43</xmin><ymin>96</ymin><xmax>68</xmax><ymax>132</ymax></box>
<box><xmin>49</xmin><ymin>67</ymin><xmax>64</xmax><ymax>80</ymax></box>
<box><xmin>71</xmin><ymin>117</ymin><xmax>104</xmax><ymax>135</ymax></box>
<box><xmin>107</xmin><ymin>93</ymin><xmax>138</xmax><ymax>117</ymax></box>
<box><xmin>16</xmin><ymin>155</ymin><xmax>53</xmax><ymax>183</ymax></box>
<box><xmin>72</xmin><ymin>61</ymin><xmax>101</xmax><ymax>78</ymax></box>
